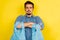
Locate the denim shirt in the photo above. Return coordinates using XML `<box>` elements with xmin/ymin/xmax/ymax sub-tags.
<box><xmin>15</xmin><ymin>15</ymin><xmax>44</xmax><ymax>40</ymax></box>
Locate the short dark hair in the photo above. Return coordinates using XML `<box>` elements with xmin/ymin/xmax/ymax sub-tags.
<box><xmin>24</xmin><ymin>1</ymin><xmax>34</xmax><ymax>8</ymax></box>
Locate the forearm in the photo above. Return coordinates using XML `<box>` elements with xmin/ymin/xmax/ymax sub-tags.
<box><xmin>36</xmin><ymin>24</ymin><xmax>43</xmax><ymax>30</ymax></box>
<box><xmin>17</xmin><ymin>22</ymin><xmax>32</xmax><ymax>28</ymax></box>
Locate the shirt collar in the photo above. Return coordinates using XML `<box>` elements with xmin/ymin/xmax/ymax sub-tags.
<box><xmin>24</xmin><ymin>14</ymin><xmax>33</xmax><ymax>18</ymax></box>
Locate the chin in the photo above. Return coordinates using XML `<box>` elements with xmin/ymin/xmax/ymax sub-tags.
<box><xmin>27</xmin><ymin>13</ymin><xmax>31</xmax><ymax>15</ymax></box>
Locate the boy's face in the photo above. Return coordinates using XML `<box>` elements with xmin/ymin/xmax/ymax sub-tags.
<box><xmin>25</xmin><ymin>4</ymin><xmax>34</xmax><ymax>15</ymax></box>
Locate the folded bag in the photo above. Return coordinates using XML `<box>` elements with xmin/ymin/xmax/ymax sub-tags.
<box><xmin>11</xmin><ymin>22</ymin><xmax>44</xmax><ymax>40</ymax></box>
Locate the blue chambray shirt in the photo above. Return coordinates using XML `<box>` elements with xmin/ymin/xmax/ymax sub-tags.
<box><xmin>15</xmin><ymin>15</ymin><xmax>44</xmax><ymax>40</ymax></box>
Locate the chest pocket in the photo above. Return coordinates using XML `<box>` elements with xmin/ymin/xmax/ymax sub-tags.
<box><xmin>30</xmin><ymin>17</ymin><xmax>37</xmax><ymax>23</ymax></box>
<box><xmin>20</xmin><ymin>16</ymin><xmax>26</xmax><ymax>22</ymax></box>
<box><xmin>30</xmin><ymin>17</ymin><xmax>36</xmax><ymax>23</ymax></box>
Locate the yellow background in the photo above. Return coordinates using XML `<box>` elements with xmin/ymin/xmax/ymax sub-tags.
<box><xmin>0</xmin><ymin>0</ymin><xmax>60</xmax><ymax>40</ymax></box>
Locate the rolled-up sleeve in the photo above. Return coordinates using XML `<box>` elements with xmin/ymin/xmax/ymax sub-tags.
<box><xmin>14</xmin><ymin>16</ymin><xmax>23</xmax><ymax>30</ymax></box>
<box><xmin>14</xmin><ymin>16</ymin><xmax>22</xmax><ymax>24</ymax></box>
<box><xmin>36</xmin><ymin>16</ymin><xmax>44</xmax><ymax>30</ymax></box>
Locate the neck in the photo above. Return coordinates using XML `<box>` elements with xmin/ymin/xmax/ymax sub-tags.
<box><xmin>27</xmin><ymin>15</ymin><xmax>31</xmax><ymax>17</ymax></box>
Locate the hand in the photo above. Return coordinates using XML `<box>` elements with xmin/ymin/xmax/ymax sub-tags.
<box><xmin>28</xmin><ymin>22</ymin><xmax>35</xmax><ymax>25</ymax></box>
<box><xmin>17</xmin><ymin>24</ymin><xmax>21</xmax><ymax>28</ymax></box>
<box><xmin>28</xmin><ymin>22</ymin><xmax>35</xmax><ymax>28</ymax></box>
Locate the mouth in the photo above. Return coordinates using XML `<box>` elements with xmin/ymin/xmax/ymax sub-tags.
<box><xmin>27</xmin><ymin>10</ymin><xmax>31</xmax><ymax>15</ymax></box>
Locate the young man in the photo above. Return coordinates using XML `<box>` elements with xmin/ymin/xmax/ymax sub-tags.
<box><xmin>15</xmin><ymin>1</ymin><xmax>44</xmax><ymax>40</ymax></box>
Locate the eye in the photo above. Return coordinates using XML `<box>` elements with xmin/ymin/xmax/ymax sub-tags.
<box><xmin>30</xmin><ymin>7</ymin><xmax>32</xmax><ymax>9</ymax></box>
<box><xmin>26</xmin><ymin>7</ymin><xmax>28</xmax><ymax>9</ymax></box>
